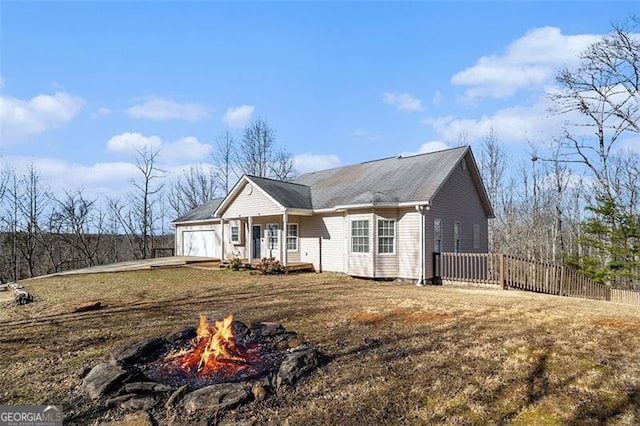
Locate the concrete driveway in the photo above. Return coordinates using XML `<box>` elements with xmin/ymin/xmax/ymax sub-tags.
<box><xmin>33</xmin><ymin>256</ymin><xmax>220</xmax><ymax>278</ymax></box>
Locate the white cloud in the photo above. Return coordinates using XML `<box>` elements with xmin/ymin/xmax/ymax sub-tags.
<box><xmin>222</xmin><ymin>105</ymin><xmax>254</xmax><ymax>128</ymax></box>
<box><xmin>294</xmin><ymin>153</ymin><xmax>341</xmax><ymax>174</ymax></box>
<box><xmin>350</xmin><ymin>129</ymin><xmax>382</xmax><ymax>140</ymax></box>
<box><xmin>107</xmin><ymin>132</ymin><xmax>163</xmax><ymax>154</ymax></box>
<box><xmin>451</xmin><ymin>27</ymin><xmax>600</xmax><ymax>100</ymax></box>
<box><xmin>383</xmin><ymin>92</ymin><xmax>424</xmax><ymax>112</ymax></box>
<box><xmin>422</xmin><ymin>91</ymin><xmax>576</xmax><ymax>145</ymax></box>
<box><xmin>0</xmin><ymin>90</ymin><xmax>85</xmax><ymax>145</ymax></box>
<box><xmin>162</xmin><ymin>136</ymin><xmax>212</xmax><ymax>162</ymax></box>
<box><xmin>2</xmin><ymin>156</ymin><xmax>139</xmax><ymax>198</ymax></box>
<box><xmin>127</xmin><ymin>97</ymin><xmax>207</xmax><ymax>121</ymax></box>
<box><xmin>400</xmin><ymin>141</ymin><xmax>451</xmax><ymax>157</ymax></box>
<box><xmin>106</xmin><ymin>132</ymin><xmax>212</xmax><ymax>164</ymax></box>
<box><xmin>90</xmin><ymin>107</ymin><xmax>111</xmax><ymax>119</ymax></box>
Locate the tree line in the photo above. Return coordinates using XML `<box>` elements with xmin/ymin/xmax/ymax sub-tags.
<box><xmin>0</xmin><ymin>20</ymin><xmax>638</xmax><ymax>289</ymax></box>
<box><xmin>0</xmin><ymin>119</ymin><xmax>295</xmax><ymax>282</ymax></box>
<box><xmin>479</xmin><ymin>18</ymin><xmax>639</xmax><ymax>290</ymax></box>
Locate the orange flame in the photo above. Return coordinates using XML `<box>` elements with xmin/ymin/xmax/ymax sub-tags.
<box><xmin>169</xmin><ymin>313</ymin><xmax>246</xmax><ymax>373</ymax></box>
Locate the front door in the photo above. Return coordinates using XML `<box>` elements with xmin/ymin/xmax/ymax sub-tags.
<box><xmin>252</xmin><ymin>225</ymin><xmax>261</xmax><ymax>259</ymax></box>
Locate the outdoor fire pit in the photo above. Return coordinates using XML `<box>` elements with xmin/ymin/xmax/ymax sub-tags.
<box><xmin>81</xmin><ymin>314</ymin><xmax>322</xmax><ymax>424</ymax></box>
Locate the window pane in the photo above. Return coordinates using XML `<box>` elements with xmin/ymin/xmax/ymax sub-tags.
<box><xmin>434</xmin><ymin>219</ymin><xmax>441</xmax><ymax>252</ymax></box>
<box><xmin>267</xmin><ymin>224</ymin><xmax>278</xmax><ymax>250</ymax></box>
<box><xmin>351</xmin><ymin>220</ymin><xmax>369</xmax><ymax>253</ymax></box>
<box><xmin>286</xmin><ymin>224</ymin><xmax>298</xmax><ymax>251</ymax></box>
<box><xmin>377</xmin><ymin>219</ymin><xmax>395</xmax><ymax>254</ymax></box>
<box><xmin>231</xmin><ymin>226</ymin><xmax>239</xmax><ymax>242</ymax></box>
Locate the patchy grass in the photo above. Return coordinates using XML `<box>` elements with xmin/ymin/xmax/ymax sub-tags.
<box><xmin>1</xmin><ymin>268</ymin><xmax>639</xmax><ymax>425</ymax></box>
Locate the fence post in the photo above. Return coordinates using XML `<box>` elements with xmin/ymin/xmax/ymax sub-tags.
<box><xmin>559</xmin><ymin>266</ymin><xmax>565</xmax><ymax>297</ymax></box>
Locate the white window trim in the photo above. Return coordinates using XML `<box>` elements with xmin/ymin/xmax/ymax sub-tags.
<box><xmin>377</xmin><ymin>219</ymin><xmax>396</xmax><ymax>255</ymax></box>
<box><xmin>351</xmin><ymin>219</ymin><xmax>370</xmax><ymax>254</ymax></box>
<box><xmin>286</xmin><ymin>223</ymin><xmax>299</xmax><ymax>252</ymax></box>
<box><xmin>230</xmin><ymin>225</ymin><xmax>241</xmax><ymax>245</ymax></box>
<box><xmin>267</xmin><ymin>223</ymin><xmax>279</xmax><ymax>250</ymax></box>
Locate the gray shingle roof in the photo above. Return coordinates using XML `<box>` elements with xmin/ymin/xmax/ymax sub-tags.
<box><xmin>293</xmin><ymin>146</ymin><xmax>469</xmax><ymax>209</ymax></box>
<box><xmin>173</xmin><ymin>198</ymin><xmax>224</xmax><ymax>223</ymax></box>
<box><xmin>247</xmin><ymin>176</ymin><xmax>313</xmax><ymax>209</ymax></box>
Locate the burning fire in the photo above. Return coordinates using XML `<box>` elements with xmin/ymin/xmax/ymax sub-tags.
<box><xmin>166</xmin><ymin>313</ymin><xmax>247</xmax><ymax>374</ymax></box>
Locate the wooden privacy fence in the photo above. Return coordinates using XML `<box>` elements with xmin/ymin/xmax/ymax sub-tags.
<box><xmin>437</xmin><ymin>252</ymin><xmax>640</xmax><ymax>307</ymax></box>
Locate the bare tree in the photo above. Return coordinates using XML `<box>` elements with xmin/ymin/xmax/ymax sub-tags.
<box><xmin>239</xmin><ymin>119</ymin><xmax>297</xmax><ymax>180</ymax></box>
<box><xmin>212</xmin><ymin>130</ymin><xmax>237</xmax><ymax>195</ymax></box>
<box><xmin>15</xmin><ymin>164</ymin><xmax>51</xmax><ymax>278</ymax></box>
<box><xmin>118</xmin><ymin>145</ymin><xmax>166</xmax><ymax>259</ymax></box>
<box><xmin>478</xmin><ymin>128</ymin><xmax>506</xmax><ymax>253</ymax></box>
<box><xmin>167</xmin><ymin>164</ymin><xmax>218</xmax><ymax>219</ymax></box>
<box><xmin>550</xmin><ymin>19</ymin><xmax>639</xmax><ymax>201</ymax></box>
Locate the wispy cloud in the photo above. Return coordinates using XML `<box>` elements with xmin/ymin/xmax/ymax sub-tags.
<box><xmin>0</xmin><ymin>90</ymin><xmax>85</xmax><ymax>145</ymax></box>
<box><xmin>90</xmin><ymin>107</ymin><xmax>112</xmax><ymax>119</ymax></box>
<box><xmin>382</xmin><ymin>92</ymin><xmax>424</xmax><ymax>112</ymax></box>
<box><xmin>294</xmin><ymin>153</ymin><xmax>341</xmax><ymax>174</ymax></box>
<box><xmin>400</xmin><ymin>141</ymin><xmax>451</xmax><ymax>157</ymax></box>
<box><xmin>222</xmin><ymin>105</ymin><xmax>254</xmax><ymax>128</ymax></box>
<box><xmin>127</xmin><ymin>97</ymin><xmax>208</xmax><ymax>121</ymax></box>
<box><xmin>350</xmin><ymin>129</ymin><xmax>382</xmax><ymax>141</ymax></box>
<box><xmin>451</xmin><ymin>27</ymin><xmax>600</xmax><ymax>100</ymax></box>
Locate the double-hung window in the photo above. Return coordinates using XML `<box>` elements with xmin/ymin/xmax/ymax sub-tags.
<box><xmin>231</xmin><ymin>225</ymin><xmax>240</xmax><ymax>244</ymax></box>
<box><xmin>377</xmin><ymin>219</ymin><xmax>395</xmax><ymax>254</ymax></box>
<box><xmin>434</xmin><ymin>219</ymin><xmax>442</xmax><ymax>252</ymax></box>
<box><xmin>286</xmin><ymin>224</ymin><xmax>298</xmax><ymax>251</ymax></box>
<box><xmin>454</xmin><ymin>222</ymin><xmax>461</xmax><ymax>253</ymax></box>
<box><xmin>267</xmin><ymin>224</ymin><xmax>279</xmax><ymax>250</ymax></box>
<box><xmin>351</xmin><ymin>220</ymin><xmax>369</xmax><ymax>253</ymax></box>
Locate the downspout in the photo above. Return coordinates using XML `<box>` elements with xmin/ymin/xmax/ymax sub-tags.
<box><xmin>415</xmin><ymin>203</ymin><xmax>430</xmax><ymax>286</ymax></box>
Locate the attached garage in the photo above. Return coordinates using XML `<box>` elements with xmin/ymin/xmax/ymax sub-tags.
<box><xmin>182</xmin><ymin>230</ymin><xmax>216</xmax><ymax>257</ymax></box>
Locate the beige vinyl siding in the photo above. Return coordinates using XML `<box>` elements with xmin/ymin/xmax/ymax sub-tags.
<box><xmin>397</xmin><ymin>208</ymin><xmax>420</xmax><ymax>280</ymax></box>
<box><xmin>426</xmin><ymin>157</ymin><xmax>489</xmax><ymax>280</ymax></box>
<box><xmin>175</xmin><ymin>222</ymin><xmax>222</xmax><ymax>258</ymax></box>
<box><xmin>299</xmin><ymin>213</ymin><xmax>345</xmax><ymax>273</ymax></box>
<box><xmin>222</xmin><ymin>182</ymin><xmax>282</xmax><ymax>219</ymax></box>
<box><xmin>374</xmin><ymin>208</ymin><xmax>398</xmax><ymax>278</ymax></box>
<box><xmin>222</xmin><ymin>220</ymin><xmax>246</xmax><ymax>260</ymax></box>
<box><xmin>347</xmin><ymin>212</ymin><xmax>374</xmax><ymax>277</ymax></box>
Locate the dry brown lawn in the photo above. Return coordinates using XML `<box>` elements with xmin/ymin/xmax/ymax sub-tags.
<box><xmin>1</xmin><ymin>267</ymin><xmax>639</xmax><ymax>425</ymax></box>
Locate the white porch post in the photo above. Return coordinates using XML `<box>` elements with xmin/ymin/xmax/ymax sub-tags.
<box><xmin>221</xmin><ymin>219</ymin><xmax>225</xmax><ymax>260</ymax></box>
<box><xmin>282</xmin><ymin>210</ymin><xmax>288</xmax><ymax>270</ymax></box>
<box><xmin>247</xmin><ymin>216</ymin><xmax>253</xmax><ymax>264</ymax></box>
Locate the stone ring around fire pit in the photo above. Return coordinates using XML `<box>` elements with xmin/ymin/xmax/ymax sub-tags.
<box><xmin>81</xmin><ymin>315</ymin><xmax>322</xmax><ymax>424</ymax></box>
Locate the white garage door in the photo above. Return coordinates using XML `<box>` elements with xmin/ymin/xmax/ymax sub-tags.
<box><xmin>182</xmin><ymin>230</ymin><xmax>215</xmax><ymax>257</ymax></box>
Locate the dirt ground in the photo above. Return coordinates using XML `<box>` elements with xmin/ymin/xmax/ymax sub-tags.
<box><xmin>1</xmin><ymin>268</ymin><xmax>639</xmax><ymax>425</ymax></box>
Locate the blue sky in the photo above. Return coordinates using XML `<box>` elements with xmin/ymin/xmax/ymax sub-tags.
<box><xmin>1</xmin><ymin>1</ymin><xmax>638</xmax><ymax>198</ymax></box>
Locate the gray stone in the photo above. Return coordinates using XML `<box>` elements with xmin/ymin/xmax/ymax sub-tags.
<box><xmin>183</xmin><ymin>383</ymin><xmax>250</xmax><ymax>415</ymax></box>
<box><xmin>165</xmin><ymin>385</ymin><xmax>188</xmax><ymax>409</ymax></box>
<box><xmin>276</xmin><ymin>345</ymin><xmax>319</xmax><ymax>388</ymax></box>
<box><xmin>124</xmin><ymin>381</ymin><xmax>173</xmax><ymax>394</ymax></box>
<box><xmin>120</xmin><ymin>396</ymin><xmax>155</xmax><ymax>411</ymax></box>
<box><xmin>104</xmin><ymin>337</ymin><xmax>165</xmax><ymax>364</ymax></box>
<box><xmin>251</xmin><ymin>322</ymin><xmax>284</xmax><ymax>337</ymax></box>
<box><xmin>82</xmin><ymin>362</ymin><xmax>128</xmax><ymax>399</ymax></box>
<box><xmin>105</xmin><ymin>393</ymin><xmax>136</xmax><ymax>408</ymax></box>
